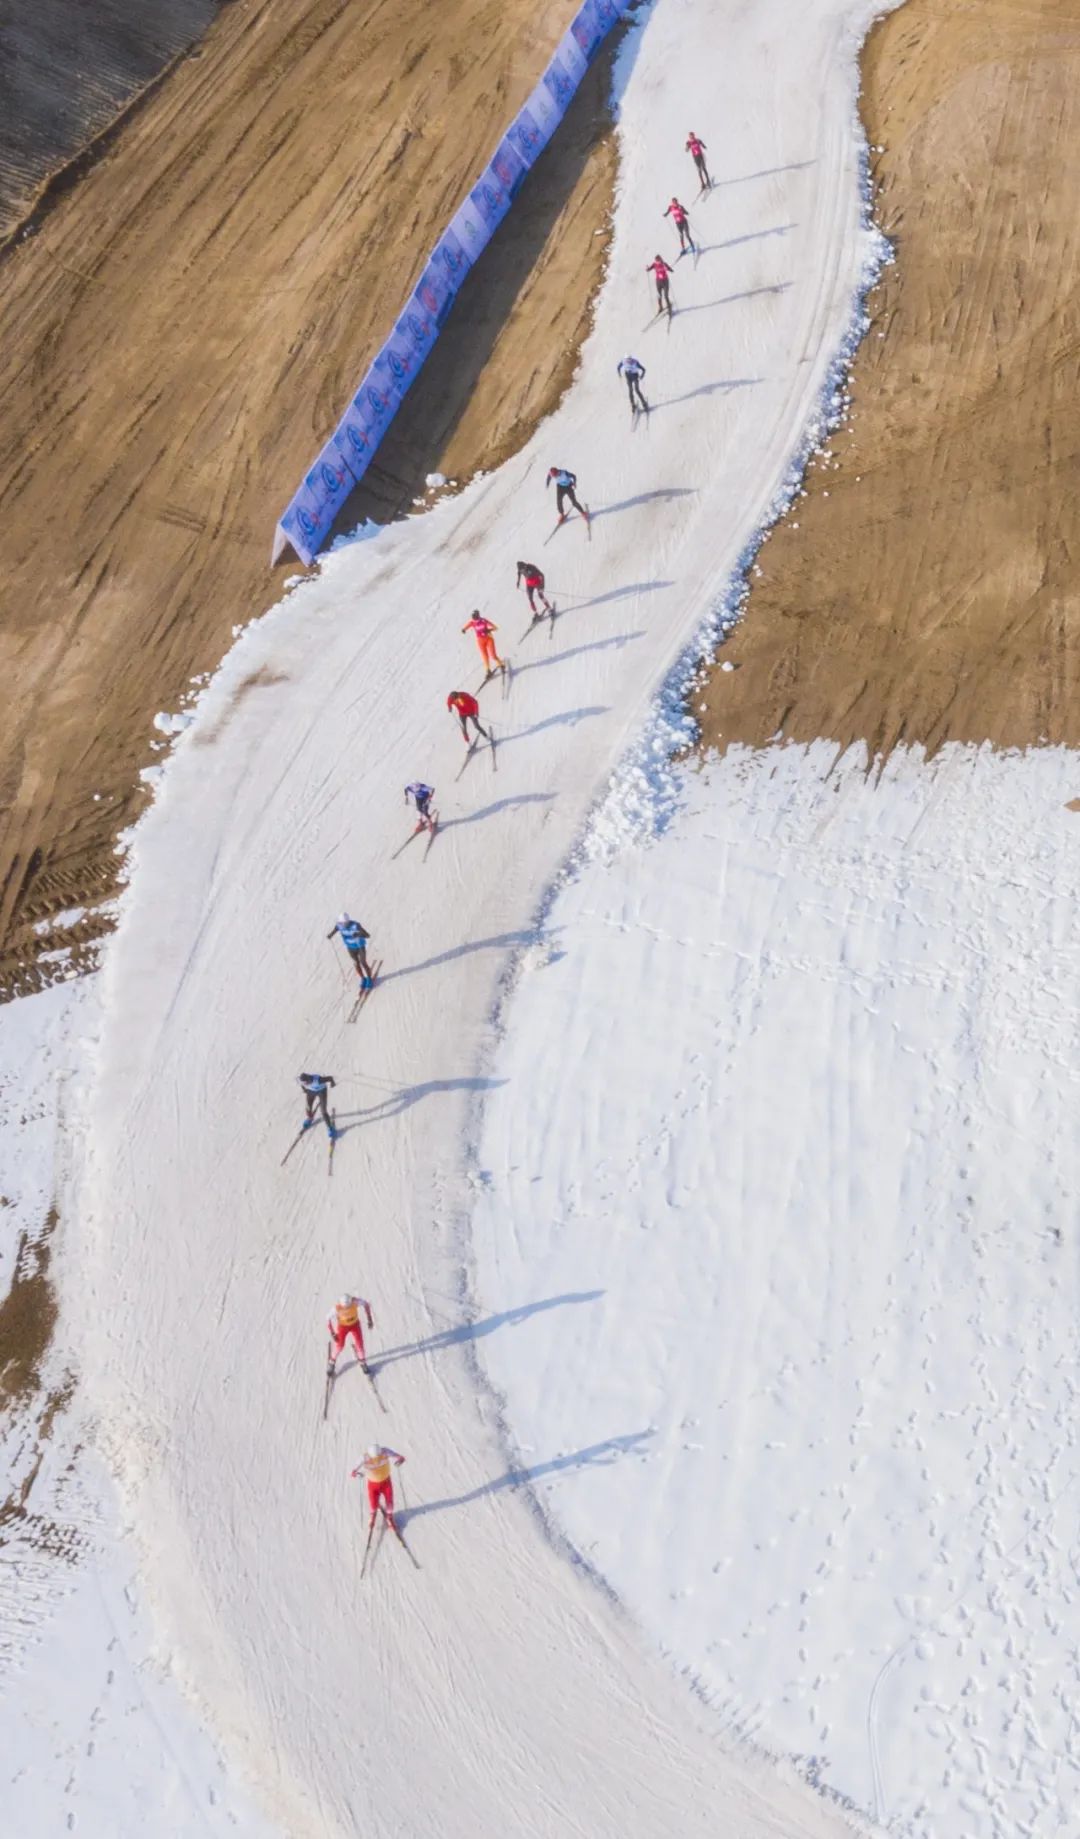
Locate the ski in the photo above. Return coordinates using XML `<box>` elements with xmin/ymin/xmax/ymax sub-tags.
<box><xmin>347</xmin><ymin>960</ymin><xmax>383</xmax><ymax>1024</ymax></box>
<box><xmin>390</xmin><ymin>825</ymin><xmax>423</xmax><ymax>860</ymax></box>
<box><xmin>488</xmin><ymin>726</ymin><xmax>498</xmax><ymax>772</ymax></box>
<box><xmin>323</xmin><ymin>1341</ymin><xmax>336</xmax><ymax>1420</ymax></box>
<box><xmin>521</xmin><ymin>605</ymin><xmax>556</xmax><ymax>643</ymax></box>
<box><xmin>543</xmin><ymin>515</ymin><xmax>568</xmax><ymax>546</ymax></box>
<box><xmin>328</xmin><ymin>1110</ymin><xmax>340</xmax><ymax>1176</ymax></box>
<box><xmin>385</xmin><ymin>1513</ymin><xmax>420</xmax><ymax>1569</ymax></box>
<box><xmin>360</xmin><ymin>1516</ymin><xmax>380</xmax><ymax>1580</ymax></box>
<box><xmin>281</xmin><ymin>1123</ymin><xmax>314</xmax><ymax>1167</ymax></box>
<box><xmin>422</xmin><ymin>817</ymin><xmax>440</xmax><ymax>860</ymax></box>
<box><xmin>365</xmin><ymin>1363</ymin><xmax>388</xmax><ymax>1413</ymax></box>
<box><xmin>455</xmin><ymin>739</ymin><xmax>478</xmax><ymax>780</ymax></box>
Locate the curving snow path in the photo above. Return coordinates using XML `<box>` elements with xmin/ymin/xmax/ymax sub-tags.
<box><xmin>76</xmin><ymin>2</ymin><xmax>892</xmax><ymax>1832</ymax></box>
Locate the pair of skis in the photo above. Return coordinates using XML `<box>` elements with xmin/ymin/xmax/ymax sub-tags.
<box><xmin>347</xmin><ymin>959</ymin><xmax>382</xmax><ymax>1024</ymax></box>
<box><xmin>455</xmin><ymin>728</ymin><xmax>497</xmax><ymax>779</ymax></box>
<box><xmin>544</xmin><ymin>507</ymin><xmax>591</xmax><ymax>546</ymax></box>
<box><xmin>476</xmin><ymin>661</ymin><xmax>513</xmax><ymax>701</ymax></box>
<box><xmin>391</xmin><ymin>815</ymin><xmax>439</xmax><ymax>861</ymax></box>
<box><xmin>360</xmin><ymin>1506</ymin><xmax>419</xmax><ymax>1577</ymax></box>
<box><xmin>521</xmin><ymin>604</ymin><xmax>558</xmax><ymax>642</ymax></box>
<box><xmin>281</xmin><ymin>1108</ymin><xmax>340</xmax><ymax>1173</ymax></box>
<box><xmin>323</xmin><ymin>1341</ymin><xmax>385</xmax><ymax>1421</ymax></box>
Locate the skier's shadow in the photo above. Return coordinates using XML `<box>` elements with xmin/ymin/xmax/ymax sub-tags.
<box><xmin>674</xmin><ymin>282</ymin><xmax>792</xmax><ymax>318</ymax></box>
<box><xmin>333</xmin><ymin>1074</ymin><xmax>508</xmax><ymax>1131</ymax></box>
<box><xmin>649</xmin><ymin>377</ymin><xmax>762</xmax><ymax>413</ymax></box>
<box><xmin>502</xmin><ymin>707</ymin><xmax>609</xmax><ymax>746</ymax></box>
<box><xmin>436</xmin><ymin>793</ymin><xmax>555</xmax><ymax>835</ymax></box>
<box><xmin>713</xmin><ymin>160</ymin><xmax>815</xmax><ymax>186</ymax></box>
<box><xmin>373</xmin><ymin>1289</ymin><xmax>604</xmax><ymax>1370</ymax></box>
<box><xmin>697</xmin><ymin>221</ymin><xmax>796</xmax><ymax>253</ymax></box>
<box><xmin>590</xmin><ymin>487</ymin><xmax>695</xmax><ymax>522</ymax></box>
<box><xmin>557</xmin><ymin>579</ymin><xmax>673</xmax><ymax>613</ymax></box>
<box><xmin>383</xmin><ymin>926</ymin><xmax>552</xmax><ymax>981</ymax></box>
<box><xmin>512</xmin><ymin>632</ymin><xmax>645</xmax><ymax>679</ymax></box>
<box><xmin>400</xmin><ymin>1428</ymin><xmax>653</xmax><ymax>1525</ymax></box>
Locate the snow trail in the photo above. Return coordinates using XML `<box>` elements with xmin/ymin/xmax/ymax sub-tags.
<box><xmin>75</xmin><ymin>2</ymin><xmax>893</xmax><ymax>1831</ymax></box>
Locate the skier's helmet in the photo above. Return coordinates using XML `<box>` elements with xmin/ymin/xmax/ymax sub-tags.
<box><xmin>338</xmin><ymin>911</ymin><xmax>351</xmax><ymax>927</ymax></box>
<box><xmin>339</xmin><ymin>1294</ymin><xmax>353</xmax><ymax>1308</ymax></box>
<box><xmin>366</xmin><ymin>1444</ymin><xmax>382</xmax><ymax>1461</ymax></box>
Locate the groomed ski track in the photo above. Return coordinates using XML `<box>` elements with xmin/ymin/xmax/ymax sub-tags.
<box><xmin>77</xmin><ymin>3</ymin><xmax>890</xmax><ymax>1834</ymax></box>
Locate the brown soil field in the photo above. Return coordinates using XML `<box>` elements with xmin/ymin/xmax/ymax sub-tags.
<box><xmin>698</xmin><ymin>0</ymin><xmax>1080</xmax><ymax>763</ymax></box>
<box><xmin>0</xmin><ymin>0</ymin><xmax>622</xmax><ymax>996</ymax></box>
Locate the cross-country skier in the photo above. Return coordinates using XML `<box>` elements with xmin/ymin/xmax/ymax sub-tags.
<box><xmin>646</xmin><ymin>254</ymin><xmax>673</xmax><ymax>315</ymax></box>
<box><xmin>617</xmin><ymin>354</ymin><xmax>649</xmax><ymax>413</ymax></box>
<box><xmin>352</xmin><ymin>1444</ymin><xmax>406</xmax><ymax>1529</ymax></box>
<box><xmin>404</xmin><ymin>781</ymin><xmax>436</xmax><ymax>829</ymax></box>
<box><xmin>516</xmin><ymin>561</ymin><xmax>553</xmax><ymax>618</ymax></box>
<box><xmin>447</xmin><ymin>690</ymin><xmax>492</xmax><ymax>745</ymax></box>
<box><xmin>298</xmin><ymin>1072</ymin><xmax>339</xmax><ymax>1137</ymax></box>
<box><xmin>327</xmin><ymin>913</ymin><xmax>374</xmax><ymax>985</ymax></box>
<box><xmin>546</xmin><ymin>466</ymin><xmax>589</xmax><ymax>524</ymax></box>
<box><xmin>665</xmin><ymin>196</ymin><xmax>695</xmax><ymax>255</ymax></box>
<box><xmin>327</xmin><ymin>1293</ymin><xmax>374</xmax><ymax>1376</ymax></box>
<box><xmin>462</xmin><ymin>611</ymin><xmax>505</xmax><ymax>678</ymax></box>
<box><xmin>686</xmin><ymin>131</ymin><xmax>711</xmax><ymax>188</ymax></box>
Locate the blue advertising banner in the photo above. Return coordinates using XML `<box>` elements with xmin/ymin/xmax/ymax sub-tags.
<box><xmin>490</xmin><ymin>134</ymin><xmax>529</xmax><ymax>203</ymax></box>
<box><xmin>571</xmin><ymin>0</ymin><xmax>607</xmax><ymax>60</ymax></box>
<box><xmin>468</xmin><ymin>166</ymin><xmax>512</xmax><ymax>237</ymax></box>
<box><xmin>447</xmin><ymin>194</ymin><xmax>492</xmax><ymax>267</ymax></box>
<box><xmin>506</xmin><ymin>102</ymin><xmax>549</xmax><ymax>168</ymax></box>
<box><xmin>274</xmin><ymin>436</ymin><xmax>356</xmax><ymax>566</ymax></box>
<box><xmin>273</xmin><ymin>2</ymin><xmax>627</xmax><ymax>566</ymax></box>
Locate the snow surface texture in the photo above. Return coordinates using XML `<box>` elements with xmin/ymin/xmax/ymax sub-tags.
<box><xmin>75</xmin><ymin>2</ymin><xmax>893</xmax><ymax>1833</ymax></box>
<box><xmin>0</xmin><ymin>985</ymin><xmax>272</xmax><ymax>1836</ymax></box>
<box><xmin>474</xmin><ymin>743</ymin><xmax>1080</xmax><ymax>1839</ymax></box>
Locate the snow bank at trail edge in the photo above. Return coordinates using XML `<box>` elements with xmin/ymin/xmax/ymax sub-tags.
<box><xmin>72</xmin><ymin>1</ymin><xmax>897</xmax><ymax>1834</ymax></box>
<box><xmin>473</xmin><ymin>740</ymin><xmax>1080</xmax><ymax>1839</ymax></box>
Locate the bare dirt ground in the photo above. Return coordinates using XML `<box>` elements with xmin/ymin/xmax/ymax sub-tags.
<box><xmin>0</xmin><ymin>0</ymin><xmax>620</xmax><ymax>995</ymax></box>
<box><xmin>698</xmin><ymin>0</ymin><xmax>1080</xmax><ymax>763</ymax></box>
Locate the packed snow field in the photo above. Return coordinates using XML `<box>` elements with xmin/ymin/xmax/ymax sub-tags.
<box><xmin>475</xmin><ymin>741</ymin><xmax>1080</xmax><ymax>1839</ymax></box>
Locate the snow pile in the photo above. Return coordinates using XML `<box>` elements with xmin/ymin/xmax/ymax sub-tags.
<box><xmin>473</xmin><ymin>739</ymin><xmax>1080</xmax><ymax>1839</ymax></box>
<box><xmin>152</xmin><ymin>709</ymin><xmax>195</xmax><ymax>737</ymax></box>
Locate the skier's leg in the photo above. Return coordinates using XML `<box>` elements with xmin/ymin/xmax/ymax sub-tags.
<box><xmin>305</xmin><ymin>1093</ymin><xmax>316</xmax><ymax>1126</ymax></box>
<box><xmin>318</xmin><ymin>1089</ymin><xmax>331</xmax><ymax>1129</ymax></box>
<box><xmin>348</xmin><ymin>1324</ymin><xmax>367</xmax><ymax>1366</ymax></box>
